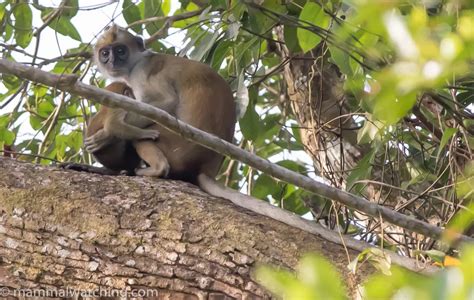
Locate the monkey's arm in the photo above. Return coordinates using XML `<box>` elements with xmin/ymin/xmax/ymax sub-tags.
<box><xmin>104</xmin><ymin>109</ymin><xmax>160</xmax><ymax>140</ymax></box>
<box><xmin>85</xmin><ymin>109</ymin><xmax>160</xmax><ymax>152</ymax></box>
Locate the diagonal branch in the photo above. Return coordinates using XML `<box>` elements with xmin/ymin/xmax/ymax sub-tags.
<box><xmin>0</xmin><ymin>58</ymin><xmax>472</xmax><ymax>246</ymax></box>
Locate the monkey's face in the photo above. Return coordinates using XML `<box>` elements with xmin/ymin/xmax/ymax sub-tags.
<box><xmin>94</xmin><ymin>25</ymin><xmax>145</xmax><ymax>79</ymax></box>
<box><xmin>97</xmin><ymin>43</ymin><xmax>130</xmax><ymax>76</ymax></box>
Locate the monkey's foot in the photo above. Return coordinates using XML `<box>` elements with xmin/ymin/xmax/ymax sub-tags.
<box><xmin>139</xmin><ymin>129</ymin><xmax>160</xmax><ymax>141</ymax></box>
<box><xmin>135</xmin><ymin>161</ymin><xmax>170</xmax><ymax>178</ymax></box>
<box><xmin>59</xmin><ymin>162</ymin><xmax>120</xmax><ymax>176</ymax></box>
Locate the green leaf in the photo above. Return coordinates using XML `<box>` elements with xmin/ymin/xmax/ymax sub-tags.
<box><xmin>298</xmin><ymin>254</ymin><xmax>346</xmax><ymax>300</ymax></box>
<box><xmin>0</xmin><ymin>128</ymin><xmax>15</xmax><ymax>145</ymax></box>
<box><xmin>281</xmin><ymin>189</ymin><xmax>309</xmax><ymax>215</ymax></box>
<box><xmin>0</xmin><ymin>3</ymin><xmax>7</xmax><ymax>22</ymax></box>
<box><xmin>349</xmin><ymin>248</ymin><xmax>392</xmax><ymax>276</ymax></box>
<box><xmin>190</xmin><ymin>31</ymin><xmax>219</xmax><ymax>61</ymax></box>
<box><xmin>256</xmin><ymin>254</ymin><xmax>346</xmax><ymax>300</ymax></box>
<box><xmin>251</xmin><ymin>174</ymin><xmax>278</xmax><ymax>200</ymax></box>
<box><xmin>373</xmin><ymin>91</ymin><xmax>418</xmax><ymax>125</ymax></box>
<box><xmin>255</xmin><ymin>265</ymin><xmax>302</xmax><ymax>298</ymax></box>
<box><xmin>13</xmin><ymin>3</ymin><xmax>33</xmax><ymax>48</ymax></box>
<box><xmin>211</xmin><ymin>40</ymin><xmax>232</xmax><ymax>69</ymax></box>
<box><xmin>0</xmin><ymin>115</ymin><xmax>9</xmax><ymax>127</ymax></box>
<box><xmin>33</xmin><ymin>85</ymin><xmax>48</xmax><ymax>98</ymax></box>
<box><xmin>144</xmin><ymin>0</ymin><xmax>165</xmax><ymax>36</ymax></box>
<box><xmin>277</xmin><ymin>160</ymin><xmax>306</xmax><ymax>173</ymax></box>
<box><xmin>173</xmin><ymin>2</ymin><xmax>201</xmax><ymax>28</ymax></box>
<box><xmin>297</xmin><ymin>2</ymin><xmax>330</xmax><ymax>53</ymax></box>
<box><xmin>2</xmin><ymin>73</ymin><xmax>21</xmax><ymax>90</ymax></box>
<box><xmin>437</xmin><ymin>127</ymin><xmax>457</xmax><ymax>157</ymax></box>
<box><xmin>29</xmin><ymin>115</ymin><xmax>43</xmax><ymax>131</ymax></box>
<box><xmin>55</xmin><ymin>134</ymin><xmax>67</xmax><ymax>159</ymax></box>
<box><xmin>37</xmin><ymin>101</ymin><xmax>55</xmax><ymax>117</ymax></box>
<box><xmin>123</xmin><ymin>0</ymin><xmax>142</xmax><ymax>34</ymax></box>
<box><xmin>284</xmin><ymin>25</ymin><xmax>302</xmax><ymax>52</ymax></box>
<box><xmin>65</xmin><ymin>103</ymin><xmax>78</xmax><ymax>117</ymax></box>
<box><xmin>234</xmin><ymin>37</ymin><xmax>259</xmax><ymax>67</ymax></box>
<box><xmin>421</xmin><ymin>249</ymin><xmax>446</xmax><ymax>265</ymax></box>
<box><xmin>239</xmin><ymin>105</ymin><xmax>260</xmax><ymax>141</ymax></box>
<box><xmin>52</xmin><ymin>60</ymin><xmax>76</xmax><ymax>74</ymax></box>
<box><xmin>210</xmin><ymin>0</ymin><xmax>228</xmax><ymax>10</ymax></box>
<box><xmin>47</xmin><ymin>17</ymin><xmax>81</xmax><ymax>41</ymax></box>
<box><xmin>4</xmin><ymin>22</ymin><xmax>13</xmax><ymax>41</ymax></box>
<box><xmin>357</xmin><ymin>116</ymin><xmax>384</xmax><ymax>144</ymax></box>
<box><xmin>329</xmin><ymin>46</ymin><xmax>352</xmax><ymax>75</ymax></box>
<box><xmin>346</xmin><ymin>149</ymin><xmax>376</xmax><ymax>193</ymax></box>
<box><xmin>67</xmin><ymin>131</ymin><xmax>83</xmax><ymax>152</ymax></box>
<box><xmin>63</xmin><ymin>0</ymin><xmax>78</xmax><ymax>18</ymax></box>
<box><xmin>161</xmin><ymin>0</ymin><xmax>171</xmax><ymax>15</ymax></box>
<box><xmin>247</xmin><ymin>0</ymin><xmax>286</xmax><ymax>35</ymax></box>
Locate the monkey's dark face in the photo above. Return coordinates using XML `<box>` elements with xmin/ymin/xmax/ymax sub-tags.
<box><xmin>94</xmin><ymin>24</ymin><xmax>146</xmax><ymax>80</ymax></box>
<box><xmin>98</xmin><ymin>43</ymin><xmax>130</xmax><ymax>76</ymax></box>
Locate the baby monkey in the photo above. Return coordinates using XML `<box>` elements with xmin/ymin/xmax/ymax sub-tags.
<box><xmin>85</xmin><ymin>82</ymin><xmax>169</xmax><ymax>177</ymax></box>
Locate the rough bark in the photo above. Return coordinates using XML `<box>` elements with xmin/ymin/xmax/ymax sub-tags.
<box><xmin>275</xmin><ymin>30</ymin><xmax>422</xmax><ymax>249</ymax></box>
<box><xmin>0</xmin><ymin>157</ymin><xmax>372</xmax><ymax>299</ymax></box>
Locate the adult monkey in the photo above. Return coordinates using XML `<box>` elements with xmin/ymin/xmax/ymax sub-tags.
<box><xmin>85</xmin><ymin>24</ymin><xmax>236</xmax><ymax>185</ymax></box>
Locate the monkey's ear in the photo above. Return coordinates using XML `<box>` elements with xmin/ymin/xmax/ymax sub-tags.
<box><xmin>135</xmin><ymin>36</ymin><xmax>145</xmax><ymax>51</ymax></box>
<box><xmin>123</xmin><ymin>87</ymin><xmax>135</xmax><ymax>98</ymax></box>
<box><xmin>104</xmin><ymin>23</ymin><xmax>118</xmax><ymax>33</ymax></box>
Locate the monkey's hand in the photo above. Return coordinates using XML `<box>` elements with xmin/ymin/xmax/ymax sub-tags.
<box><xmin>85</xmin><ymin>129</ymin><xmax>114</xmax><ymax>153</ymax></box>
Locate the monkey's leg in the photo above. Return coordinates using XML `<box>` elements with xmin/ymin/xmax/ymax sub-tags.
<box><xmin>133</xmin><ymin>140</ymin><xmax>170</xmax><ymax>177</ymax></box>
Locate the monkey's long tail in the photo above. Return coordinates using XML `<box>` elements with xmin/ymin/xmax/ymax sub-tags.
<box><xmin>197</xmin><ymin>173</ymin><xmax>326</xmax><ymax>233</ymax></box>
<box><xmin>198</xmin><ymin>174</ymin><xmax>439</xmax><ymax>273</ymax></box>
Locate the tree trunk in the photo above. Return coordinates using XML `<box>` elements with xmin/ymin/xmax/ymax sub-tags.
<box><xmin>0</xmin><ymin>157</ymin><xmax>371</xmax><ymax>299</ymax></box>
<box><xmin>276</xmin><ymin>34</ymin><xmax>364</xmax><ymax>189</ymax></box>
<box><xmin>275</xmin><ymin>30</ymin><xmax>421</xmax><ymax>248</ymax></box>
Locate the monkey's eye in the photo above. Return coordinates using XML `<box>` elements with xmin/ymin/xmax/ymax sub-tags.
<box><xmin>100</xmin><ymin>49</ymin><xmax>110</xmax><ymax>58</ymax></box>
<box><xmin>115</xmin><ymin>45</ymin><xmax>127</xmax><ymax>57</ymax></box>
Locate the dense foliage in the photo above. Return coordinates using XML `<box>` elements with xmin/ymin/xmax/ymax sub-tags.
<box><xmin>256</xmin><ymin>245</ymin><xmax>474</xmax><ymax>299</ymax></box>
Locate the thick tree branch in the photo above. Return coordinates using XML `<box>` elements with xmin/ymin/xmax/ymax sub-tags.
<box><xmin>0</xmin><ymin>157</ymin><xmax>437</xmax><ymax>298</ymax></box>
<box><xmin>0</xmin><ymin>157</ymin><xmax>370</xmax><ymax>298</ymax></box>
<box><xmin>0</xmin><ymin>58</ymin><xmax>471</xmax><ymax>246</ymax></box>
